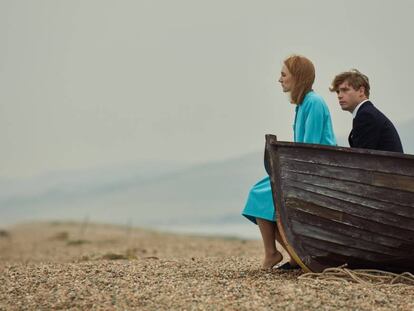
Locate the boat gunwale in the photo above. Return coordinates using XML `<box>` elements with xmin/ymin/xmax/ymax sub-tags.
<box><xmin>272</xmin><ymin>139</ymin><xmax>414</xmax><ymax>160</ymax></box>
<box><xmin>281</xmin><ymin>157</ymin><xmax>414</xmax><ymax>178</ymax></box>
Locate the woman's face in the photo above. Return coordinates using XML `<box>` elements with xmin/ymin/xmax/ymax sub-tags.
<box><xmin>278</xmin><ymin>65</ymin><xmax>294</xmax><ymax>93</ymax></box>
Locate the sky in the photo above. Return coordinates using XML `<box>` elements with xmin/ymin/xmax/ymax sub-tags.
<box><xmin>1</xmin><ymin>0</ymin><xmax>414</xmax><ymax>179</ymax></box>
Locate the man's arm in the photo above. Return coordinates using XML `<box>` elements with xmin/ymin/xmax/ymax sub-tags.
<box><xmin>351</xmin><ymin>111</ymin><xmax>381</xmax><ymax>149</ymax></box>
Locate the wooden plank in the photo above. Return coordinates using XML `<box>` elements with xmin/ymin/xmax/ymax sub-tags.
<box><xmin>301</xmin><ymin>244</ymin><xmax>409</xmax><ymax>272</ymax></box>
<box><xmin>279</xmin><ymin>147</ymin><xmax>414</xmax><ymax>176</ymax></box>
<box><xmin>300</xmin><ymin>237</ymin><xmax>414</xmax><ymax>273</ymax></box>
<box><xmin>286</xmin><ymin>207</ymin><xmax>413</xmax><ymax>250</ymax></box>
<box><xmin>285</xmin><ymin>181</ymin><xmax>414</xmax><ymax>219</ymax></box>
<box><xmin>290</xmin><ymin>219</ymin><xmax>408</xmax><ymax>257</ymax></box>
<box><xmin>282</xmin><ymin>160</ymin><xmax>414</xmax><ymax>193</ymax></box>
<box><xmin>282</xmin><ymin>172</ymin><xmax>414</xmax><ymax>208</ymax></box>
<box><xmin>299</xmin><ymin>236</ymin><xmax>396</xmax><ymax>262</ymax></box>
<box><xmin>284</xmin><ymin>183</ymin><xmax>414</xmax><ymax>231</ymax></box>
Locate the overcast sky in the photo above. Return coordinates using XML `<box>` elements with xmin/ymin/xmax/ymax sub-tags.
<box><xmin>1</xmin><ymin>0</ymin><xmax>414</xmax><ymax>179</ymax></box>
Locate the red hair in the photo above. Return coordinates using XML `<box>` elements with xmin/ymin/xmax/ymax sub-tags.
<box><xmin>284</xmin><ymin>55</ymin><xmax>315</xmax><ymax>104</ymax></box>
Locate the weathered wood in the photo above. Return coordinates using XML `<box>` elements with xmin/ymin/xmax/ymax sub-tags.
<box><xmin>282</xmin><ymin>160</ymin><xmax>414</xmax><ymax>193</ymax></box>
<box><xmin>287</xmin><ymin>205</ymin><xmax>413</xmax><ymax>249</ymax></box>
<box><xmin>265</xmin><ymin>134</ymin><xmax>414</xmax><ymax>273</ymax></box>
<box><xmin>285</xmin><ymin>173</ymin><xmax>414</xmax><ymax>208</ymax></box>
<box><xmin>284</xmin><ymin>184</ymin><xmax>414</xmax><ymax>229</ymax></box>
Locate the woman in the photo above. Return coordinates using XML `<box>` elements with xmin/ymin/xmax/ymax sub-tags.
<box><xmin>242</xmin><ymin>55</ymin><xmax>336</xmax><ymax>269</ymax></box>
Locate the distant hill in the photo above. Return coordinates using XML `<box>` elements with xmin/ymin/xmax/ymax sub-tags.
<box><xmin>0</xmin><ymin>153</ymin><xmax>266</xmax><ymax>238</ymax></box>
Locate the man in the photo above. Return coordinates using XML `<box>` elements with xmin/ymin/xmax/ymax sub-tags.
<box><xmin>330</xmin><ymin>69</ymin><xmax>403</xmax><ymax>153</ymax></box>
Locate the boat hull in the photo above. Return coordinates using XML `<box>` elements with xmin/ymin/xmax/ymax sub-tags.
<box><xmin>265</xmin><ymin>135</ymin><xmax>414</xmax><ymax>273</ymax></box>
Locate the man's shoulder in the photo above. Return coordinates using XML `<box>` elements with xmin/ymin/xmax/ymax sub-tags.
<box><xmin>355</xmin><ymin>101</ymin><xmax>392</xmax><ymax>128</ymax></box>
<box><xmin>356</xmin><ymin>101</ymin><xmax>381</xmax><ymax>118</ymax></box>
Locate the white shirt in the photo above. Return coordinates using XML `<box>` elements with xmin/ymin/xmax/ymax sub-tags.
<box><xmin>352</xmin><ymin>99</ymin><xmax>370</xmax><ymax>119</ymax></box>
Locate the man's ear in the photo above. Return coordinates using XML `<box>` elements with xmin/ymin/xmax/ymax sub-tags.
<box><xmin>358</xmin><ymin>86</ymin><xmax>365</xmax><ymax>97</ymax></box>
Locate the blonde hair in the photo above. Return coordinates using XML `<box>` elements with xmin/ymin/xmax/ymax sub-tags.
<box><xmin>284</xmin><ymin>55</ymin><xmax>315</xmax><ymax>104</ymax></box>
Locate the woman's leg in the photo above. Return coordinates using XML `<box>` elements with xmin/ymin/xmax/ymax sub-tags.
<box><xmin>274</xmin><ymin>226</ymin><xmax>298</xmax><ymax>266</ymax></box>
<box><xmin>256</xmin><ymin>218</ymin><xmax>283</xmax><ymax>269</ymax></box>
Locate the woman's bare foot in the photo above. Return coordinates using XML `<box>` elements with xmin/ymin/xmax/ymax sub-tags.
<box><xmin>262</xmin><ymin>251</ymin><xmax>283</xmax><ymax>269</ymax></box>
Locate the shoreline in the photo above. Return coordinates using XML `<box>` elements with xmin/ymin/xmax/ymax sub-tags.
<box><xmin>0</xmin><ymin>219</ymin><xmax>262</xmax><ymax>241</ymax></box>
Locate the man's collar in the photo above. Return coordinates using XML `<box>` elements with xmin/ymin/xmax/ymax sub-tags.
<box><xmin>352</xmin><ymin>99</ymin><xmax>370</xmax><ymax>118</ymax></box>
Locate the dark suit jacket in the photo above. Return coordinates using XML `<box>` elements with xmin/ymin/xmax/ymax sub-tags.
<box><xmin>348</xmin><ymin>101</ymin><xmax>403</xmax><ymax>153</ymax></box>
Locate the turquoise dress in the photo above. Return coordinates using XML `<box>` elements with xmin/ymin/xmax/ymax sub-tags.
<box><xmin>242</xmin><ymin>91</ymin><xmax>336</xmax><ymax>224</ymax></box>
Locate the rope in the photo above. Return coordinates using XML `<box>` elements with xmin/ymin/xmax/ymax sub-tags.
<box><xmin>298</xmin><ymin>265</ymin><xmax>414</xmax><ymax>287</ymax></box>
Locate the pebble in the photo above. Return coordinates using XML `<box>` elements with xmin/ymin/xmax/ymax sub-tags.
<box><xmin>0</xmin><ymin>222</ymin><xmax>413</xmax><ymax>310</ymax></box>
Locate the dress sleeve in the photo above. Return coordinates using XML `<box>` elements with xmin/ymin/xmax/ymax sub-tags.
<box><xmin>303</xmin><ymin>99</ymin><xmax>325</xmax><ymax>144</ymax></box>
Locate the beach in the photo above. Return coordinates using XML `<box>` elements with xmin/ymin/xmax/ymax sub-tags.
<box><xmin>0</xmin><ymin>222</ymin><xmax>412</xmax><ymax>310</ymax></box>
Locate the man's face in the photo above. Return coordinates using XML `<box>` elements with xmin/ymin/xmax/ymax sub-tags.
<box><xmin>335</xmin><ymin>81</ymin><xmax>366</xmax><ymax>113</ymax></box>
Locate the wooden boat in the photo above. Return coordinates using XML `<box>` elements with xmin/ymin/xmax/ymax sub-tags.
<box><xmin>264</xmin><ymin>134</ymin><xmax>414</xmax><ymax>273</ymax></box>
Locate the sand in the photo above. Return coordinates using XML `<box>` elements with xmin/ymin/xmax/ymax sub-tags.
<box><xmin>0</xmin><ymin>222</ymin><xmax>413</xmax><ymax>310</ymax></box>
